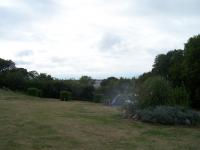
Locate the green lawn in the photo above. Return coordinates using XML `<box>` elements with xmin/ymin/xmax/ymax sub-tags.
<box><xmin>0</xmin><ymin>90</ymin><xmax>200</xmax><ymax>150</ymax></box>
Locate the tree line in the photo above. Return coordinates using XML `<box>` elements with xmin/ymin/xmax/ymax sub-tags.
<box><xmin>137</xmin><ymin>34</ymin><xmax>200</xmax><ymax>109</ymax></box>
<box><xmin>0</xmin><ymin>61</ymin><xmax>95</xmax><ymax>101</ymax></box>
<box><xmin>0</xmin><ymin>34</ymin><xmax>200</xmax><ymax>109</ymax></box>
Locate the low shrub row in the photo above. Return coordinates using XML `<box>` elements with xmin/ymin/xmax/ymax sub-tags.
<box><xmin>27</xmin><ymin>88</ymin><xmax>72</xmax><ymax>101</ymax></box>
<box><xmin>136</xmin><ymin>106</ymin><xmax>200</xmax><ymax>126</ymax></box>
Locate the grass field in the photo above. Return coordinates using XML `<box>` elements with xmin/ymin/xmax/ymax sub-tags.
<box><xmin>0</xmin><ymin>89</ymin><xmax>200</xmax><ymax>150</ymax></box>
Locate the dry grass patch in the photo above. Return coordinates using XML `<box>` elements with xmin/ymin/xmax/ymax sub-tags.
<box><xmin>0</xmin><ymin>90</ymin><xmax>200</xmax><ymax>150</ymax></box>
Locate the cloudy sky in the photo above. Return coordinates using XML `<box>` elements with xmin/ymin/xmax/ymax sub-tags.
<box><xmin>0</xmin><ymin>0</ymin><xmax>200</xmax><ymax>79</ymax></box>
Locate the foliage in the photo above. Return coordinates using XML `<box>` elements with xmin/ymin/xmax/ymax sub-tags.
<box><xmin>60</xmin><ymin>91</ymin><xmax>71</xmax><ymax>101</ymax></box>
<box><xmin>27</xmin><ymin>88</ymin><xmax>42</xmax><ymax>97</ymax></box>
<box><xmin>138</xmin><ymin>76</ymin><xmax>172</xmax><ymax>108</ymax></box>
<box><xmin>100</xmin><ymin>77</ymin><xmax>119</xmax><ymax>99</ymax></box>
<box><xmin>184</xmin><ymin>34</ymin><xmax>200</xmax><ymax>108</ymax></box>
<box><xmin>171</xmin><ymin>86</ymin><xmax>190</xmax><ymax>107</ymax></box>
<box><xmin>93</xmin><ymin>93</ymin><xmax>104</xmax><ymax>103</ymax></box>
<box><xmin>137</xmin><ymin>106</ymin><xmax>200</xmax><ymax>125</ymax></box>
<box><xmin>79</xmin><ymin>76</ymin><xmax>94</xmax><ymax>85</ymax></box>
<box><xmin>28</xmin><ymin>79</ymin><xmax>66</xmax><ymax>98</ymax></box>
<box><xmin>150</xmin><ymin>35</ymin><xmax>200</xmax><ymax>109</ymax></box>
<box><xmin>153</xmin><ymin>54</ymin><xmax>169</xmax><ymax>76</ymax></box>
<box><xmin>0</xmin><ymin>58</ymin><xmax>15</xmax><ymax>72</ymax></box>
<box><xmin>138</xmin><ymin>75</ymin><xmax>190</xmax><ymax>108</ymax></box>
<box><xmin>152</xmin><ymin>50</ymin><xmax>184</xmax><ymax>86</ymax></box>
<box><xmin>136</xmin><ymin>72</ymin><xmax>154</xmax><ymax>85</ymax></box>
<box><xmin>0</xmin><ymin>68</ymin><xmax>29</xmax><ymax>90</ymax></box>
<box><xmin>80</xmin><ymin>85</ymin><xmax>95</xmax><ymax>100</ymax></box>
<box><xmin>0</xmin><ymin>62</ymin><xmax>96</xmax><ymax>101</ymax></box>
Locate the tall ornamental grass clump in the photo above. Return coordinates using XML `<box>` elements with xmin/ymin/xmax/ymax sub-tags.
<box><xmin>138</xmin><ymin>76</ymin><xmax>189</xmax><ymax>108</ymax></box>
<box><xmin>138</xmin><ymin>76</ymin><xmax>172</xmax><ymax>108</ymax></box>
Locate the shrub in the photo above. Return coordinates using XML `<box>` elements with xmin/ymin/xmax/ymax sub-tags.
<box><xmin>137</xmin><ymin>106</ymin><xmax>200</xmax><ymax>125</ymax></box>
<box><xmin>60</xmin><ymin>91</ymin><xmax>71</xmax><ymax>101</ymax></box>
<box><xmin>138</xmin><ymin>76</ymin><xmax>172</xmax><ymax>108</ymax></box>
<box><xmin>27</xmin><ymin>88</ymin><xmax>42</xmax><ymax>97</ymax></box>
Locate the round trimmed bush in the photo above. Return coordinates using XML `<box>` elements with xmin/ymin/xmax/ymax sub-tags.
<box><xmin>60</xmin><ymin>91</ymin><xmax>71</xmax><ymax>101</ymax></box>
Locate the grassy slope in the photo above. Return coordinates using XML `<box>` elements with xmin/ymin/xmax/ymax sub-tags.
<box><xmin>0</xmin><ymin>90</ymin><xmax>200</xmax><ymax>150</ymax></box>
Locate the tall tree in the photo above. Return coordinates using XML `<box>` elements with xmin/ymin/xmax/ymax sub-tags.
<box><xmin>79</xmin><ymin>76</ymin><xmax>93</xmax><ymax>85</ymax></box>
<box><xmin>152</xmin><ymin>54</ymin><xmax>169</xmax><ymax>77</ymax></box>
<box><xmin>184</xmin><ymin>34</ymin><xmax>200</xmax><ymax>108</ymax></box>
<box><xmin>0</xmin><ymin>68</ymin><xmax>29</xmax><ymax>90</ymax></box>
<box><xmin>152</xmin><ymin>50</ymin><xmax>184</xmax><ymax>86</ymax></box>
<box><xmin>167</xmin><ymin>50</ymin><xmax>184</xmax><ymax>86</ymax></box>
<box><xmin>0</xmin><ymin>58</ymin><xmax>15</xmax><ymax>72</ymax></box>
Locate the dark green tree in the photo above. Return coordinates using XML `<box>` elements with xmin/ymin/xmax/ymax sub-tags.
<box><xmin>0</xmin><ymin>68</ymin><xmax>29</xmax><ymax>90</ymax></box>
<box><xmin>152</xmin><ymin>54</ymin><xmax>169</xmax><ymax>77</ymax></box>
<box><xmin>152</xmin><ymin>50</ymin><xmax>184</xmax><ymax>86</ymax></box>
<box><xmin>79</xmin><ymin>76</ymin><xmax>93</xmax><ymax>85</ymax></box>
<box><xmin>28</xmin><ymin>71</ymin><xmax>39</xmax><ymax>79</ymax></box>
<box><xmin>184</xmin><ymin>34</ymin><xmax>200</xmax><ymax>108</ymax></box>
<box><xmin>167</xmin><ymin>50</ymin><xmax>184</xmax><ymax>86</ymax></box>
<box><xmin>0</xmin><ymin>58</ymin><xmax>15</xmax><ymax>72</ymax></box>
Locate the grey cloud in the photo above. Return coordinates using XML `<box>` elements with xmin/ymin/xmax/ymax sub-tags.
<box><xmin>0</xmin><ymin>0</ymin><xmax>59</xmax><ymax>41</ymax></box>
<box><xmin>51</xmin><ymin>57</ymin><xmax>67</xmax><ymax>64</ymax></box>
<box><xmin>16</xmin><ymin>50</ymin><xmax>33</xmax><ymax>57</ymax></box>
<box><xmin>15</xmin><ymin>60</ymin><xmax>31</xmax><ymax>65</ymax></box>
<box><xmin>49</xmin><ymin>57</ymin><xmax>83</xmax><ymax>69</ymax></box>
<box><xmin>0</xmin><ymin>30</ymin><xmax>48</xmax><ymax>42</ymax></box>
<box><xmin>125</xmin><ymin>0</ymin><xmax>200</xmax><ymax>42</ymax></box>
<box><xmin>129</xmin><ymin>0</ymin><xmax>200</xmax><ymax>17</ymax></box>
<box><xmin>0</xmin><ymin>0</ymin><xmax>58</xmax><ymax>27</ymax></box>
<box><xmin>99</xmin><ymin>33</ymin><xmax>122</xmax><ymax>51</ymax></box>
<box><xmin>0</xmin><ymin>7</ymin><xmax>30</xmax><ymax>41</ymax></box>
<box><xmin>22</xmin><ymin>0</ymin><xmax>59</xmax><ymax>15</ymax></box>
<box><xmin>98</xmin><ymin>33</ymin><xmax>130</xmax><ymax>57</ymax></box>
<box><xmin>0</xmin><ymin>7</ymin><xmax>27</xmax><ymax>28</ymax></box>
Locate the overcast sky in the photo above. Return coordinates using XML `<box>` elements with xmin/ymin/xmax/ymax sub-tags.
<box><xmin>0</xmin><ymin>0</ymin><xmax>200</xmax><ymax>79</ymax></box>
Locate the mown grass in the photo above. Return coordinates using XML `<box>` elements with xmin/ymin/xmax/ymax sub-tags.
<box><xmin>0</xmin><ymin>89</ymin><xmax>200</xmax><ymax>150</ymax></box>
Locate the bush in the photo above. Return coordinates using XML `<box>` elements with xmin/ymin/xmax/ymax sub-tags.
<box><xmin>27</xmin><ymin>88</ymin><xmax>42</xmax><ymax>97</ymax></box>
<box><xmin>60</xmin><ymin>91</ymin><xmax>71</xmax><ymax>101</ymax></box>
<box><xmin>137</xmin><ymin>106</ymin><xmax>200</xmax><ymax>125</ymax></box>
<box><xmin>138</xmin><ymin>76</ymin><xmax>172</xmax><ymax>108</ymax></box>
